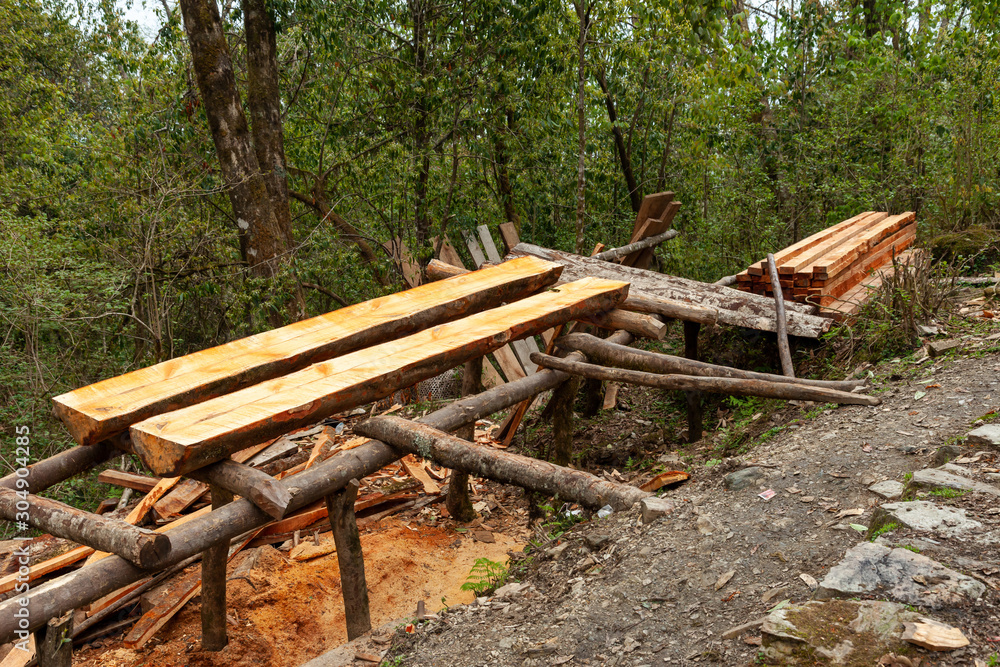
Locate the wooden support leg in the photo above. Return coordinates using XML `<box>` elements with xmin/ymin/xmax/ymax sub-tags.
<box><xmin>683</xmin><ymin>321</ymin><xmax>703</xmax><ymax>443</ymax></box>
<box><xmin>201</xmin><ymin>485</ymin><xmax>233</xmax><ymax>651</ymax></box>
<box><xmin>326</xmin><ymin>479</ymin><xmax>371</xmax><ymax>641</ymax></box>
<box><xmin>550</xmin><ymin>376</ymin><xmax>582</xmax><ymax>466</ymax></box>
<box><xmin>447</xmin><ymin>358</ymin><xmax>482</xmax><ymax>523</ymax></box>
<box><xmin>37</xmin><ymin>611</ymin><xmax>72</xmax><ymax>667</ymax></box>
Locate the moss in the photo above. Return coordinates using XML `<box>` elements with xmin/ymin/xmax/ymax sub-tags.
<box><xmin>773</xmin><ymin>601</ymin><xmax>914</xmax><ymax>666</ymax></box>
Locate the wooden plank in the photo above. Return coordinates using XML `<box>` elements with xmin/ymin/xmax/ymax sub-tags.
<box><xmin>814</xmin><ymin>229</ymin><xmax>915</xmax><ymax>306</ymax></box>
<box><xmin>508</xmin><ymin>244</ymin><xmax>832</xmax><ymax>338</ymax></box>
<box><xmin>481</xmin><ymin>357</ymin><xmax>504</xmax><ymax>389</ymax></box>
<box><xmin>153</xmin><ymin>478</ymin><xmax>207</xmax><ymax>521</ymax></box>
<box><xmin>460</xmin><ymin>229</ymin><xmax>487</xmax><ymax>266</ymax></box>
<box><xmin>810</xmin><ymin>225</ymin><xmax>916</xmax><ymax>291</ymax></box>
<box><xmin>131</xmin><ymin>278</ymin><xmax>629</xmax><ymax>476</ymax></box>
<box><xmin>53</xmin><ymin>256</ymin><xmax>563</xmax><ymax>446</ymax></box>
<box><xmin>630</xmin><ymin>192</ymin><xmax>674</xmax><ymax>236</ymax></box>
<box><xmin>98</xmin><ymin>470</ymin><xmax>159</xmax><ymax>493</ymax></box>
<box><xmin>0</xmin><ymin>546</ymin><xmax>93</xmax><ymax>595</ymax></box>
<box><xmin>477</xmin><ymin>225</ymin><xmax>503</xmax><ymax>263</ymax></box>
<box><xmin>498</xmin><ymin>222</ymin><xmax>520</xmax><ymax>253</ymax></box>
<box><xmin>437</xmin><ymin>238</ymin><xmax>464</xmax><ymax>268</ymax></box>
<box><xmin>780</xmin><ymin>212</ymin><xmax>888</xmax><ymax>276</ymax></box>
<box><xmin>400</xmin><ymin>456</ymin><xmax>441</xmax><ymax>494</ymax></box>
<box><xmin>747</xmin><ymin>211</ymin><xmax>876</xmax><ymax>275</ymax></box>
<box><xmin>0</xmin><ymin>635</ymin><xmax>34</xmax><ymax>667</ymax></box>
<box><xmin>491</xmin><ymin>344</ymin><xmax>527</xmax><ymax>383</ymax></box>
<box><xmin>230</xmin><ymin>440</ymin><xmax>274</xmax><ymax>464</ymax></box>
<box><xmin>382</xmin><ymin>237</ymin><xmax>421</xmax><ymax>288</ymax></box>
<box><xmin>622</xmin><ymin>201</ymin><xmax>680</xmax><ymax>269</ymax></box>
<box><xmin>811</xmin><ymin>213</ymin><xmax>915</xmax><ymax>279</ymax></box>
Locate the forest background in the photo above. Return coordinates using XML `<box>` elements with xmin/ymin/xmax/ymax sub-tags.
<box><xmin>1</xmin><ymin>0</ymin><xmax>998</xmax><ymax>507</ymax></box>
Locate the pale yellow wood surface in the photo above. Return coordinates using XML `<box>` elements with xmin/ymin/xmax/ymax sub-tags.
<box><xmin>53</xmin><ymin>256</ymin><xmax>562</xmax><ymax>445</ymax></box>
<box><xmin>83</xmin><ymin>475</ymin><xmax>181</xmax><ymax>566</ymax></box>
<box><xmin>130</xmin><ymin>277</ymin><xmax>628</xmax><ymax>476</ymax></box>
<box><xmin>782</xmin><ymin>212</ymin><xmax>888</xmax><ymax>275</ymax></box>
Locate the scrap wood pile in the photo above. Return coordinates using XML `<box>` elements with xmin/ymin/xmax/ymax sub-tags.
<box><xmin>0</xmin><ymin>192</ymin><xmax>882</xmax><ymax>666</ymax></box>
<box><xmin>734</xmin><ymin>211</ymin><xmax>917</xmax><ymax>318</ymax></box>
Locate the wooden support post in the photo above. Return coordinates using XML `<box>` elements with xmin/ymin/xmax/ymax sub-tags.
<box><xmin>447</xmin><ymin>358</ymin><xmax>482</xmax><ymax>523</ymax></box>
<box><xmin>36</xmin><ymin>612</ymin><xmax>72</xmax><ymax>667</ymax></box>
<box><xmin>201</xmin><ymin>485</ymin><xmax>233</xmax><ymax>651</ymax></box>
<box><xmin>549</xmin><ymin>376</ymin><xmax>582</xmax><ymax>467</ymax></box>
<box><xmin>326</xmin><ymin>479</ymin><xmax>371</xmax><ymax>641</ymax></box>
<box><xmin>766</xmin><ymin>253</ymin><xmax>795</xmax><ymax>378</ymax></box>
<box><xmin>683</xmin><ymin>321</ymin><xmax>703</xmax><ymax>443</ymax></box>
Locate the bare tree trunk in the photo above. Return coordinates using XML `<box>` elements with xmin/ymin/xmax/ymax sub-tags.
<box><xmin>411</xmin><ymin>0</ymin><xmax>432</xmax><ymax>252</ymax></box>
<box><xmin>655</xmin><ymin>96</ymin><xmax>678</xmax><ymax>193</ymax></box>
<box><xmin>493</xmin><ymin>109</ymin><xmax>521</xmax><ymax>228</ymax></box>
<box><xmin>572</xmin><ymin>0</ymin><xmax>593</xmax><ymax>254</ymax></box>
<box><xmin>178</xmin><ymin>0</ymin><xmax>288</xmax><ymax>280</ymax></box>
<box><xmin>596</xmin><ymin>67</ymin><xmax>640</xmax><ymax>212</ymax></box>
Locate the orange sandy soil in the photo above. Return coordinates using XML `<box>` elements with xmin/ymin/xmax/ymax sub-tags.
<box><xmin>74</xmin><ymin>517</ymin><xmax>521</xmax><ymax>667</ymax></box>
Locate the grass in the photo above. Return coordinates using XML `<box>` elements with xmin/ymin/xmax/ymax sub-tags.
<box><xmin>929</xmin><ymin>487</ymin><xmax>967</xmax><ymax>499</ymax></box>
<box><xmin>900</xmin><ymin>544</ymin><xmax>921</xmax><ymax>553</ymax></box>
<box><xmin>868</xmin><ymin>521</ymin><xmax>899</xmax><ymax>541</ymax></box>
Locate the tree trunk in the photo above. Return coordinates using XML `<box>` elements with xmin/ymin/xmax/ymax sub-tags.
<box><xmin>596</xmin><ymin>67</ymin><xmax>640</xmax><ymax>212</ymax></box>
<box><xmin>572</xmin><ymin>1</ymin><xmax>592</xmax><ymax>254</ymax></box>
<box><xmin>549</xmin><ymin>376</ymin><xmax>581</xmax><ymax>466</ymax></box>
<box><xmin>178</xmin><ymin>0</ymin><xmax>288</xmax><ymax>279</ymax></box>
<box><xmin>447</xmin><ymin>357</ymin><xmax>482</xmax><ymax>522</ymax></box>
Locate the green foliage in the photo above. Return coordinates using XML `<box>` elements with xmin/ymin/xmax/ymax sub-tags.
<box><xmin>929</xmin><ymin>487</ymin><xmax>966</xmax><ymax>499</ymax></box>
<box><xmin>869</xmin><ymin>521</ymin><xmax>899</xmax><ymax>541</ymax></box>
<box><xmin>459</xmin><ymin>557</ymin><xmax>509</xmax><ymax>596</ymax></box>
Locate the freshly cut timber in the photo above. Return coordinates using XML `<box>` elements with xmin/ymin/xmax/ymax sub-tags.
<box><xmin>745</xmin><ymin>211</ymin><xmax>877</xmax><ymax>276</ymax></box>
<box><xmin>354</xmin><ymin>416</ymin><xmax>649</xmax><ymax>510</ymax></box>
<box><xmin>555</xmin><ymin>333</ymin><xmax>862</xmax><ymax>391</ymax></box>
<box><xmin>530</xmin><ymin>353</ymin><xmax>880</xmax><ymax>406</ymax></box>
<box><xmin>508</xmin><ymin>243</ymin><xmax>831</xmax><ymax>338</ymax></box>
<box><xmin>130</xmin><ymin>277</ymin><xmax>629</xmax><ymax>476</ymax></box>
<box><xmin>52</xmin><ymin>256</ymin><xmax>563</xmax><ymax>447</ymax></box>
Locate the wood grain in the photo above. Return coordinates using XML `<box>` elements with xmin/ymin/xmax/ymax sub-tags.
<box><xmin>53</xmin><ymin>256</ymin><xmax>562</xmax><ymax>446</ymax></box>
<box><xmin>130</xmin><ymin>278</ymin><xmax>629</xmax><ymax>476</ymax></box>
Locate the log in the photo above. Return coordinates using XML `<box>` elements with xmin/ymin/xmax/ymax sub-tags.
<box><xmin>188</xmin><ymin>459</ymin><xmax>292</xmax><ymax>520</ymax></box>
<box><xmin>447</xmin><ymin>357</ymin><xmax>482</xmax><ymax>523</ymax></box>
<box><xmin>508</xmin><ymin>244</ymin><xmax>831</xmax><ymax>338</ymax></box>
<box><xmin>555</xmin><ymin>333</ymin><xmax>862</xmax><ymax>390</ymax></box>
<box><xmin>326</xmin><ymin>479</ymin><xmax>371</xmax><ymax>641</ymax></box>
<box><xmin>53</xmin><ymin>256</ymin><xmax>563</xmax><ymax>446</ymax></box>
<box><xmin>0</xmin><ymin>328</ymin><xmax>641</xmax><ymax>642</ymax></box>
<box><xmin>201</xmin><ymin>486</ymin><xmax>233</xmax><ymax>652</ymax></box>
<box><xmin>767</xmin><ymin>254</ymin><xmax>795</xmax><ymax>378</ymax></box>
<box><xmin>530</xmin><ymin>353</ymin><xmax>881</xmax><ymax>406</ymax></box>
<box><xmin>714</xmin><ymin>275</ymin><xmax>738</xmax><ymax>287</ymax></box>
<box><xmin>355</xmin><ymin>417</ymin><xmax>647</xmax><ymax>510</ymax></box>
<box><xmin>0</xmin><ymin>488</ymin><xmax>169</xmax><ymax>568</ymax></box>
<box><xmin>0</xmin><ymin>546</ymin><xmax>94</xmax><ymax>596</ymax></box>
<box><xmin>36</xmin><ymin>612</ymin><xmax>72</xmax><ymax>667</ymax></box>
<box><xmin>0</xmin><ymin>440</ymin><xmax>120</xmax><ymax>495</ymax></box>
<box><xmin>683</xmin><ymin>321</ymin><xmax>703</xmax><ymax>442</ymax></box>
<box><xmin>591</xmin><ymin>229</ymin><xmax>680</xmax><ymax>263</ymax></box>
<box><xmin>130</xmin><ymin>277</ymin><xmax>629</xmax><ymax>477</ymax></box>
<box><xmin>585</xmin><ymin>309</ymin><xmax>666</xmax><ymax>340</ymax></box>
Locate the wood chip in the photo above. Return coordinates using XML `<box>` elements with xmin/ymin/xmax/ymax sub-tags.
<box><xmin>714</xmin><ymin>570</ymin><xmax>736</xmax><ymax>591</ymax></box>
<box><xmin>901</xmin><ymin>621</ymin><xmax>969</xmax><ymax>651</ymax></box>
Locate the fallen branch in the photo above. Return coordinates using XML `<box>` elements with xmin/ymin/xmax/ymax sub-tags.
<box><xmin>591</xmin><ymin>229</ymin><xmax>679</xmax><ymax>262</ymax></box>
<box><xmin>530</xmin><ymin>353</ymin><xmax>880</xmax><ymax>406</ymax></box>
<box><xmin>354</xmin><ymin>417</ymin><xmax>648</xmax><ymax>510</ymax></box>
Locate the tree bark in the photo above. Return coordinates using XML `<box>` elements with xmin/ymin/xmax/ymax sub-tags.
<box><xmin>572</xmin><ymin>0</ymin><xmax>593</xmax><ymax>253</ymax></box>
<box><xmin>37</xmin><ymin>612</ymin><xmax>73</xmax><ymax>667</ymax></box>
<box><xmin>549</xmin><ymin>376</ymin><xmax>581</xmax><ymax>466</ymax></box>
<box><xmin>354</xmin><ymin>417</ymin><xmax>648</xmax><ymax>510</ymax></box>
<box><xmin>242</xmin><ymin>0</ymin><xmax>292</xmax><ymax>248</ymax></box>
<box><xmin>188</xmin><ymin>459</ymin><xmax>291</xmax><ymax>520</ymax></box>
<box><xmin>326</xmin><ymin>479</ymin><xmax>371</xmax><ymax>641</ymax></box>
<box><xmin>178</xmin><ymin>0</ymin><xmax>288</xmax><ymax>279</ymax></box>
<box><xmin>556</xmin><ymin>333</ymin><xmax>862</xmax><ymax>390</ymax></box>
<box><xmin>201</xmin><ymin>485</ymin><xmax>233</xmax><ymax>651</ymax></box>
<box><xmin>767</xmin><ymin>253</ymin><xmax>795</xmax><ymax>378</ymax></box>
<box><xmin>0</xmin><ymin>439</ymin><xmax>120</xmax><ymax>495</ymax></box>
<box><xmin>596</xmin><ymin>67</ymin><xmax>640</xmax><ymax>212</ymax></box>
<box><xmin>0</xmin><ymin>488</ymin><xmax>170</xmax><ymax>569</ymax></box>
<box><xmin>447</xmin><ymin>357</ymin><xmax>482</xmax><ymax>523</ymax></box>
<box><xmin>585</xmin><ymin>309</ymin><xmax>666</xmax><ymax>340</ymax></box>
<box><xmin>529</xmin><ymin>353</ymin><xmax>881</xmax><ymax>406</ymax></box>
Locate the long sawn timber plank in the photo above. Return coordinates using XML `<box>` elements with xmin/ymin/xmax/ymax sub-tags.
<box><xmin>53</xmin><ymin>257</ymin><xmax>562</xmax><ymax>447</ymax></box>
<box><xmin>781</xmin><ymin>212</ymin><xmax>889</xmax><ymax>277</ymax></box>
<box><xmin>507</xmin><ymin>244</ymin><xmax>832</xmax><ymax>338</ymax></box>
<box><xmin>130</xmin><ymin>278</ymin><xmax>629</xmax><ymax>477</ymax></box>
<box><xmin>810</xmin><ymin>212</ymin><xmax>915</xmax><ymax>279</ymax></box>
<box><xmin>747</xmin><ymin>211</ymin><xmax>875</xmax><ymax>276</ymax></box>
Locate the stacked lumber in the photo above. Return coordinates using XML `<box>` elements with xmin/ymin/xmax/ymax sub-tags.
<box><xmin>734</xmin><ymin>211</ymin><xmax>916</xmax><ymax>309</ymax></box>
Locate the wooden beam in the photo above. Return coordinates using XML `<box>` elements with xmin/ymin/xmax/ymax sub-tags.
<box><xmin>767</xmin><ymin>254</ymin><xmax>795</xmax><ymax>378</ymax></box>
<box><xmin>556</xmin><ymin>333</ymin><xmax>862</xmax><ymax>390</ymax></box>
<box><xmin>0</xmin><ymin>488</ymin><xmax>169</xmax><ymax>568</ymax></box>
<box><xmin>188</xmin><ymin>459</ymin><xmax>291</xmax><ymax>519</ymax></box>
<box><xmin>529</xmin><ymin>353</ymin><xmax>881</xmax><ymax>406</ymax></box>
<box><xmin>354</xmin><ymin>417</ymin><xmax>649</xmax><ymax>510</ymax></box>
<box><xmin>507</xmin><ymin>243</ymin><xmax>831</xmax><ymax>338</ymax></box>
<box><xmin>97</xmin><ymin>470</ymin><xmax>159</xmax><ymax>494</ymax></box>
<box><xmin>498</xmin><ymin>222</ymin><xmax>520</xmax><ymax>254</ymax></box>
<box><xmin>326</xmin><ymin>479</ymin><xmax>371</xmax><ymax>641</ymax></box>
<box><xmin>201</xmin><ymin>485</ymin><xmax>233</xmax><ymax>651</ymax></box>
<box><xmin>131</xmin><ymin>278</ymin><xmax>628</xmax><ymax>477</ymax></box>
<box><xmin>153</xmin><ymin>478</ymin><xmax>206</xmax><ymax>521</ymax></box>
<box><xmin>747</xmin><ymin>211</ymin><xmax>878</xmax><ymax>275</ymax></box>
<box><xmin>622</xmin><ymin>201</ymin><xmax>681</xmax><ymax>269</ymax></box>
<box><xmin>53</xmin><ymin>256</ymin><xmax>562</xmax><ymax>446</ymax></box>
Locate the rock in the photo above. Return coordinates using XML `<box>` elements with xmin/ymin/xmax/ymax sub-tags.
<box><xmin>761</xmin><ymin>586</ymin><xmax>789</xmax><ymax>604</ymax></box>
<box><xmin>870</xmin><ymin>500</ymin><xmax>982</xmax><ymax>538</ymax></box>
<box><xmin>722</xmin><ymin>617</ymin><xmax>766</xmax><ymax>640</ymax></box>
<box><xmin>901</xmin><ymin>620</ymin><xmax>969</xmax><ymax>651</ymax></box>
<box><xmin>966</xmin><ymin>424</ymin><xmax>1000</xmax><ymax>450</ymax></box>
<box><xmin>816</xmin><ymin>542</ymin><xmax>985</xmax><ymax>609</ymax></box>
<box><xmin>762</xmin><ymin>600</ymin><xmax>921</xmax><ymax>665</ymax></box>
<box><xmin>933</xmin><ymin>444</ymin><xmax>965</xmax><ymax>466</ymax></box>
<box><xmin>869</xmin><ymin>480</ymin><xmax>905</xmax><ymax>500</ymax></box>
<box><xmin>909</xmin><ymin>468</ymin><xmax>1000</xmax><ymax>496</ymax></box>
<box><xmin>724</xmin><ymin>467</ymin><xmax>764</xmax><ymax>491</ymax></box>
<box><xmin>799</xmin><ymin>573</ymin><xmax>818</xmax><ymax>590</ymax></box>
<box><xmin>640</xmin><ymin>497</ymin><xmax>675</xmax><ymax>525</ymax></box>
<box><xmin>927</xmin><ymin>338</ymin><xmax>961</xmax><ymax>357</ymax></box>
<box><xmin>714</xmin><ymin>570</ymin><xmax>735</xmax><ymax>590</ymax></box>
<box><xmin>584</xmin><ymin>534</ymin><xmax>611</xmax><ymax>551</ymax></box>
<box><xmin>544</xmin><ymin>542</ymin><xmax>570</xmax><ymax>559</ymax></box>
<box><xmin>493</xmin><ymin>582</ymin><xmax>530</xmax><ymax>599</ymax></box>
<box><xmin>695</xmin><ymin>515</ymin><xmax>716</xmax><ymax>535</ymax></box>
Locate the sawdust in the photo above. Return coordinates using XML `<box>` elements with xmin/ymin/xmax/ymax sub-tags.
<box><xmin>73</xmin><ymin>517</ymin><xmax>520</xmax><ymax>667</ymax></box>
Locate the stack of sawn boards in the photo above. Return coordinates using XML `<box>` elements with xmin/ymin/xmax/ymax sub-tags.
<box><xmin>734</xmin><ymin>211</ymin><xmax>916</xmax><ymax>316</ymax></box>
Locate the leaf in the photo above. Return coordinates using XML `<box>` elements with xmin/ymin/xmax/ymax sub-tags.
<box><xmin>849</xmin><ymin>524</ymin><xmax>868</xmax><ymax>533</ymax></box>
<box><xmin>914</xmin><ymin>391</ymin><xmax>927</xmax><ymax>400</ymax></box>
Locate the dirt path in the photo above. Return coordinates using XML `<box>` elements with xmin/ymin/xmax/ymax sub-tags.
<box><xmin>390</xmin><ymin>345</ymin><xmax>1000</xmax><ymax>666</ymax></box>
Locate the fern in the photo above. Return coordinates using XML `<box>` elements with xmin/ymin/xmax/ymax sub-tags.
<box><xmin>460</xmin><ymin>558</ymin><xmax>508</xmax><ymax>596</ymax></box>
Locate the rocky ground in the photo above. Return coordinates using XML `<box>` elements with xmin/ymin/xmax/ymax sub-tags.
<box><xmin>375</xmin><ymin>329</ymin><xmax>1000</xmax><ymax>667</ymax></box>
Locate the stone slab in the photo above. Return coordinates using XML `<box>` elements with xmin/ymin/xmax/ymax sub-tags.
<box><xmin>815</xmin><ymin>542</ymin><xmax>985</xmax><ymax>609</ymax></box>
<box><xmin>874</xmin><ymin>500</ymin><xmax>981</xmax><ymax>537</ymax></box>
<box><xmin>868</xmin><ymin>480</ymin><xmax>904</xmax><ymax>500</ymax></box>
<box><xmin>967</xmin><ymin>424</ymin><xmax>1000</xmax><ymax>450</ymax></box>
<box><xmin>909</xmin><ymin>468</ymin><xmax>1000</xmax><ymax>497</ymax></box>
